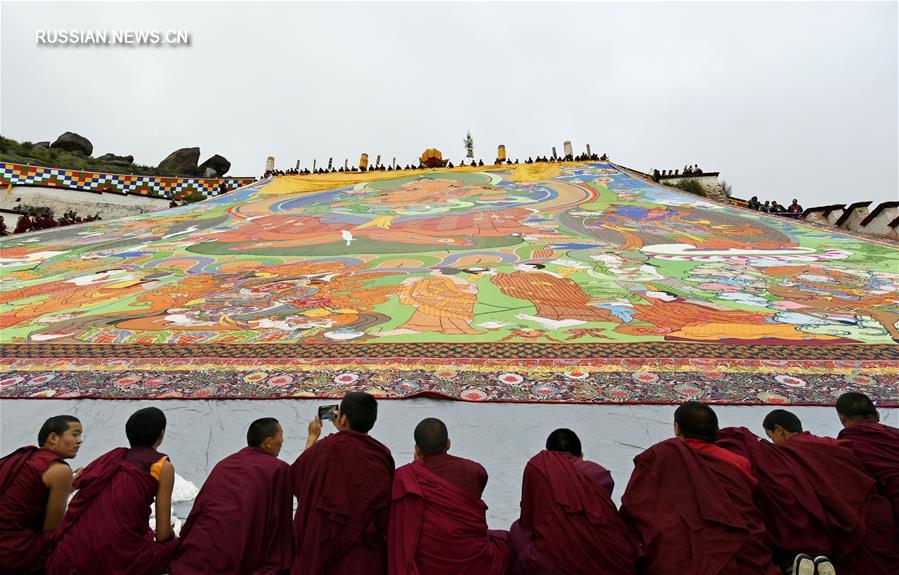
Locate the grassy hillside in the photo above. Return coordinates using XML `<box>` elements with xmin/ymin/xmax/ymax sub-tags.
<box><xmin>0</xmin><ymin>135</ymin><xmax>191</xmax><ymax>177</ymax></box>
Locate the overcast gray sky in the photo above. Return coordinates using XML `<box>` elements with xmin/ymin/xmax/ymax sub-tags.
<box><xmin>2</xmin><ymin>1</ymin><xmax>896</xmax><ymax>207</ymax></box>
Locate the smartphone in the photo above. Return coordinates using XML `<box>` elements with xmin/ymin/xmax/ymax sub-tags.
<box><xmin>318</xmin><ymin>405</ymin><xmax>339</xmax><ymax>421</ymax></box>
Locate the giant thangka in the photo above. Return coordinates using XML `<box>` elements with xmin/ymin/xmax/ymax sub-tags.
<box><xmin>1</xmin><ymin>163</ymin><xmax>896</xmax><ymax>404</ymax></box>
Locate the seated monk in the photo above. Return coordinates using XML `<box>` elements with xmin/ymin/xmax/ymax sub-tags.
<box><xmin>388</xmin><ymin>418</ymin><xmax>509</xmax><ymax>575</ymax></box>
<box><xmin>170</xmin><ymin>418</ymin><xmax>293</xmax><ymax>574</ymax></box>
<box><xmin>0</xmin><ymin>415</ymin><xmax>83</xmax><ymax>575</ymax></box>
<box><xmin>47</xmin><ymin>407</ymin><xmax>178</xmax><ymax>575</ymax></box>
<box><xmin>291</xmin><ymin>392</ymin><xmax>394</xmax><ymax>575</ymax></box>
<box><xmin>835</xmin><ymin>392</ymin><xmax>899</xmax><ymax>536</ymax></box>
<box><xmin>621</xmin><ymin>402</ymin><xmax>779</xmax><ymax>575</ymax></box>
<box><xmin>509</xmin><ymin>428</ymin><xmax>639</xmax><ymax>575</ymax></box>
<box><xmin>763</xmin><ymin>409</ymin><xmax>899</xmax><ymax>573</ymax></box>
<box><xmin>716</xmin><ymin>426</ymin><xmax>831</xmax><ymax>572</ymax></box>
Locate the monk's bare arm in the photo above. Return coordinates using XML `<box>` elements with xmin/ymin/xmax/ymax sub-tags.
<box><xmin>154</xmin><ymin>460</ymin><xmax>175</xmax><ymax>542</ymax></box>
<box><xmin>305</xmin><ymin>416</ymin><xmax>322</xmax><ymax>450</ymax></box>
<box><xmin>42</xmin><ymin>462</ymin><xmax>74</xmax><ymax>530</ymax></box>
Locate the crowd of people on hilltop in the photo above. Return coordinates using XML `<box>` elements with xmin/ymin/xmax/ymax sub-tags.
<box><xmin>262</xmin><ymin>163</ymin><xmax>420</xmax><ymax>178</ymax></box>
<box><xmin>747</xmin><ymin>196</ymin><xmax>804</xmax><ymax>216</ymax></box>
<box><xmin>261</xmin><ymin>153</ymin><xmax>611</xmax><ymax>179</ymax></box>
<box><xmin>0</xmin><ymin>206</ymin><xmax>101</xmax><ymax>236</ymax></box>
<box><xmin>2</xmin><ymin>391</ymin><xmax>897</xmax><ymax>575</ymax></box>
<box><xmin>651</xmin><ymin>164</ymin><xmax>703</xmax><ymax>181</ymax></box>
<box><xmin>524</xmin><ymin>152</ymin><xmax>609</xmax><ymax>164</ymax></box>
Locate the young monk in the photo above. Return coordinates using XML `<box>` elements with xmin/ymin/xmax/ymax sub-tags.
<box><xmin>509</xmin><ymin>428</ymin><xmax>639</xmax><ymax>575</ymax></box>
<box><xmin>291</xmin><ymin>392</ymin><xmax>394</xmax><ymax>575</ymax></box>
<box><xmin>47</xmin><ymin>407</ymin><xmax>178</xmax><ymax>575</ymax></box>
<box><xmin>388</xmin><ymin>418</ymin><xmax>509</xmax><ymax>575</ymax></box>
<box><xmin>620</xmin><ymin>402</ymin><xmax>779</xmax><ymax>575</ymax></box>
<box><xmin>170</xmin><ymin>417</ymin><xmax>293</xmax><ymax>574</ymax></box>
<box><xmin>0</xmin><ymin>415</ymin><xmax>83</xmax><ymax>575</ymax></box>
<box><xmin>835</xmin><ymin>392</ymin><xmax>899</xmax><ymax>535</ymax></box>
<box><xmin>763</xmin><ymin>409</ymin><xmax>899</xmax><ymax>574</ymax></box>
<box><xmin>716</xmin><ymin>426</ymin><xmax>831</xmax><ymax>572</ymax></box>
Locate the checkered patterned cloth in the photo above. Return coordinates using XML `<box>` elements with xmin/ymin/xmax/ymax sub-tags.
<box><xmin>0</xmin><ymin>162</ymin><xmax>254</xmax><ymax>197</ymax></box>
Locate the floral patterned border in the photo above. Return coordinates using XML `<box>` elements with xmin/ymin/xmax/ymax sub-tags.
<box><xmin>1</xmin><ymin>357</ymin><xmax>895</xmax><ymax>405</ymax></box>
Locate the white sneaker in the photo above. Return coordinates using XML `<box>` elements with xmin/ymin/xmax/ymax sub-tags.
<box><xmin>814</xmin><ymin>556</ymin><xmax>836</xmax><ymax>575</ymax></box>
<box><xmin>792</xmin><ymin>554</ymin><xmax>815</xmax><ymax>575</ymax></box>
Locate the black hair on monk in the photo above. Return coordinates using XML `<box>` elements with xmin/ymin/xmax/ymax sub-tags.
<box><xmin>546</xmin><ymin>428</ymin><xmax>583</xmax><ymax>457</ymax></box>
<box><xmin>125</xmin><ymin>407</ymin><xmax>167</xmax><ymax>447</ymax></box>
<box><xmin>247</xmin><ymin>417</ymin><xmax>280</xmax><ymax>447</ymax></box>
<box><xmin>674</xmin><ymin>401</ymin><xmax>719</xmax><ymax>442</ymax></box>
<box><xmin>414</xmin><ymin>418</ymin><xmax>449</xmax><ymax>456</ymax></box>
<box><xmin>762</xmin><ymin>409</ymin><xmax>803</xmax><ymax>433</ymax></box>
<box><xmin>38</xmin><ymin>415</ymin><xmax>80</xmax><ymax>446</ymax></box>
<box><xmin>339</xmin><ymin>392</ymin><xmax>378</xmax><ymax>433</ymax></box>
<box><xmin>836</xmin><ymin>392</ymin><xmax>878</xmax><ymax>421</ymax></box>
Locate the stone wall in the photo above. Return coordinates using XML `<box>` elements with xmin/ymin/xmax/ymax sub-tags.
<box><xmin>657</xmin><ymin>173</ymin><xmax>726</xmax><ymax>200</ymax></box>
<box><xmin>801</xmin><ymin>201</ymin><xmax>899</xmax><ymax>240</ymax></box>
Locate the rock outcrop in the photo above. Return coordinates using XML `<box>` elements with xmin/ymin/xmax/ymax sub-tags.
<box><xmin>50</xmin><ymin>132</ymin><xmax>93</xmax><ymax>155</ymax></box>
<box><xmin>97</xmin><ymin>153</ymin><xmax>134</xmax><ymax>165</ymax></box>
<box><xmin>157</xmin><ymin>147</ymin><xmax>201</xmax><ymax>174</ymax></box>
<box><xmin>197</xmin><ymin>154</ymin><xmax>231</xmax><ymax>177</ymax></box>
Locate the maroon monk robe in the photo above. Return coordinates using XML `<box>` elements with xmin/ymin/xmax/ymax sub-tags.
<box><xmin>838</xmin><ymin>421</ymin><xmax>899</xmax><ymax>538</ymax></box>
<box><xmin>509</xmin><ymin>451</ymin><xmax>639</xmax><ymax>575</ymax></box>
<box><xmin>169</xmin><ymin>446</ymin><xmax>293</xmax><ymax>575</ymax></box>
<box><xmin>291</xmin><ymin>430</ymin><xmax>394</xmax><ymax>575</ymax></box>
<box><xmin>776</xmin><ymin>432</ymin><xmax>899</xmax><ymax>575</ymax></box>
<box><xmin>388</xmin><ymin>460</ymin><xmax>509</xmax><ymax>575</ymax></box>
<box><xmin>0</xmin><ymin>447</ymin><xmax>65</xmax><ymax>575</ymax></box>
<box><xmin>620</xmin><ymin>438</ymin><xmax>779</xmax><ymax>575</ymax></box>
<box><xmin>419</xmin><ymin>452</ymin><xmax>486</xmax><ymax>500</ymax></box>
<box><xmin>716</xmin><ymin>427</ymin><xmax>830</xmax><ymax>560</ymax></box>
<box><xmin>46</xmin><ymin>447</ymin><xmax>178</xmax><ymax>575</ymax></box>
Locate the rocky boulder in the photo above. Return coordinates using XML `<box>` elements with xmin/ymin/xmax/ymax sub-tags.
<box><xmin>50</xmin><ymin>132</ymin><xmax>93</xmax><ymax>155</ymax></box>
<box><xmin>97</xmin><ymin>153</ymin><xmax>134</xmax><ymax>165</ymax></box>
<box><xmin>198</xmin><ymin>154</ymin><xmax>231</xmax><ymax>177</ymax></box>
<box><xmin>34</xmin><ymin>141</ymin><xmax>51</xmax><ymax>148</ymax></box>
<box><xmin>157</xmin><ymin>147</ymin><xmax>200</xmax><ymax>174</ymax></box>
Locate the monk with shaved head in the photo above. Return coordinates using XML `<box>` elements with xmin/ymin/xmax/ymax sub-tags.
<box><xmin>621</xmin><ymin>402</ymin><xmax>779</xmax><ymax>575</ymax></box>
<box><xmin>389</xmin><ymin>418</ymin><xmax>509</xmax><ymax>575</ymax></box>
<box><xmin>47</xmin><ymin>407</ymin><xmax>178</xmax><ymax>575</ymax></box>
<box><xmin>835</xmin><ymin>392</ymin><xmax>899</xmax><ymax>536</ymax></box>
<box><xmin>291</xmin><ymin>392</ymin><xmax>394</xmax><ymax>575</ymax></box>
<box><xmin>0</xmin><ymin>415</ymin><xmax>83</xmax><ymax>575</ymax></box>
<box><xmin>716</xmin><ymin>424</ymin><xmax>832</xmax><ymax>572</ymax></box>
<box><xmin>509</xmin><ymin>428</ymin><xmax>639</xmax><ymax>575</ymax></box>
<box><xmin>763</xmin><ymin>408</ymin><xmax>899</xmax><ymax>573</ymax></box>
<box><xmin>170</xmin><ymin>417</ymin><xmax>293</xmax><ymax>574</ymax></box>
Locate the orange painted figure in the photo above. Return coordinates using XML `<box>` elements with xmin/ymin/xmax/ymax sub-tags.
<box><xmin>491</xmin><ymin>270</ymin><xmax>613</xmax><ymax>323</ymax></box>
<box><xmin>398</xmin><ymin>274</ymin><xmax>482</xmax><ymax>335</ymax></box>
